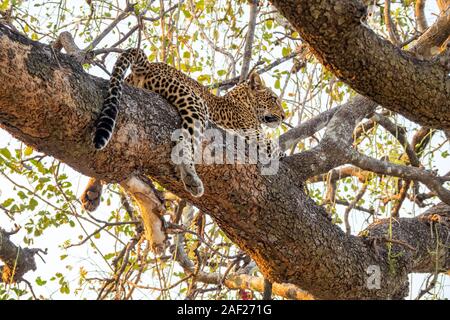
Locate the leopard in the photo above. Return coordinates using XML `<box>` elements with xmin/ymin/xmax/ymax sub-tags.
<box><xmin>82</xmin><ymin>48</ymin><xmax>286</xmax><ymax>251</ymax></box>
<box><xmin>83</xmin><ymin>48</ymin><xmax>285</xmax><ymax>211</ymax></box>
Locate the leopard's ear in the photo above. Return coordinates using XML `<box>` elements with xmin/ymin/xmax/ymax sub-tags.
<box><xmin>248</xmin><ymin>71</ymin><xmax>265</xmax><ymax>90</ymax></box>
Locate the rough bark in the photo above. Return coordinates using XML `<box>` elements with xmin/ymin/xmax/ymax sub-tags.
<box><xmin>0</xmin><ymin>228</ymin><xmax>38</xmax><ymax>283</ymax></box>
<box><xmin>0</xmin><ymin>25</ymin><xmax>449</xmax><ymax>299</ymax></box>
<box><xmin>270</xmin><ymin>0</ymin><xmax>450</xmax><ymax>130</ymax></box>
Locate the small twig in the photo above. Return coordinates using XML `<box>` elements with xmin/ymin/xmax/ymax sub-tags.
<box><xmin>84</xmin><ymin>3</ymin><xmax>136</xmax><ymax>51</ymax></box>
<box><xmin>382</xmin><ymin>237</ymin><xmax>417</xmax><ymax>251</ymax></box>
<box><xmin>210</xmin><ymin>51</ymin><xmax>298</xmax><ymax>90</ymax></box>
<box><xmin>65</xmin><ymin>221</ymin><xmax>139</xmax><ymax>249</ymax></box>
<box><xmin>415</xmin><ymin>272</ymin><xmax>438</xmax><ymax>299</ymax></box>
<box><xmin>344</xmin><ymin>183</ymin><xmax>368</xmax><ymax>234</ymax></box>
<box><xmin>166</xmin><ymin>222</ymin><xmax>242</xmax><ymax>260</ymax></box>
<box><xmin>23</xmin><ymin>278</ymin><xmax>38</xmax><ymax>300</ymax></box>
<box><xmin>127</xmin><ymin>274</ymin><xmax>193</xmax><ymax>292</ymax></box>
<box><xmin>189</xmin><ymin>0</ymin><xmax>236</xmax><ymax>77</ymax></box>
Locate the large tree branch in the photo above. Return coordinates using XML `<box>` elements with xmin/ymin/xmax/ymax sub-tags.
<box><xmin>0</xmin><ymin>25</ymin><xmax>449</xmax><ymax>299</ymax></box>
<box><xmin>0</xmin><ymin>227</ymin><xmax>39</xmax><ymax>283</ymax></box>
<box><xmin>412</xmin><ymin>6</ymin><xmax>450</xmax><ymax>57</ymax></box>
<box><xmin>280</xmin><ymin>5</ymin><xmax>450</xmax><ymax>152</ymax></box>
<box><xmin>283</xmin><ymin>95</ymin><xmax>450</xmax><ymax>205</ymax></box>
<box><xmin>271</xmin><ymin>0</ymin><xmax>450</xmax><ymax>130</ymax></box>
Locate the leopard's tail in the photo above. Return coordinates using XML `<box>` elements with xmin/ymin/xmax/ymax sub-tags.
<box><xmin>93</xmin><ymin>48</ymin><xmax>147</xmax><ymax>150</ymax></box>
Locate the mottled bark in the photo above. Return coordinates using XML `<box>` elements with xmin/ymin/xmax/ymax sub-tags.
<box><xmin>412</xmin><ymin>8</ymin><xmax>450</xmax><ymax>57</ymax></box>
<box><xmin>0</xmin><ymin>228</ymin><xmax>38</xmax><ymax>283</ymax></box>
<box><xmin>0</xmin><ymin>25</ymin><xmax>449</xmax><ymax>299</ymax></box>
<box><xmin>271</xmin><ymin>0</ymin><xmax>450</xmax><ymax>130</ymax></box>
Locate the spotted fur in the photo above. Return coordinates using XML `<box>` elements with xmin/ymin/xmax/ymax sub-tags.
<box><xmin>93</xmin><ymin>48</ymin><xmax>285</xmax><ymax>197</ymax></box>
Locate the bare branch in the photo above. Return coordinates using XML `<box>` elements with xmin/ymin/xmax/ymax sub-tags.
<box><xmin>240</xmin><ymin>0</ymin><xmax>259</xmax><ymax>82</ymax></box>
<box><xmin>412</xmin><ymin>6</ymin><xmax>450</xmax><ymax>57</ymax></box>
<box><xmin>347</xmin><ymin>150</ymin><xmax>450</xmax><ymax>205</ymax></box>
<box><xmin>415</xmin><ymin>0</ymin><xmax>428</xmax><ymax>32</ymax></box>
<box><xmin>384</xmin><ymin>0</ymin><xmax>400</xmax><ymax>45</ymax></box>
<box><xmin>284</xmin><ymin>96</ymin><xmax>377</xmax><ymax>180</ymax></box>
<box><xmin>210</xmin><ymin>51</ymin><xmax>298</xmax><ymax>90</ymax></box>
<box><xmin>84</xmin><ymin>3</ymin><xmax>135</xmax><ymax>51</ymax></box>
<box><xmin>308</xmin><ymin>165</ymin><xmax>371</xmax><ymax>184</ymax></box>
<box><xmin>279</xmin><ymin>105</ymin><xmax>340</xmax><ymax>151</ymax></box>
<box><xmin>372</xmin><ymin>113</ymin><xmax>420</xmax><ymax>167</ymax></box>
<box><xmin>344</xmin><ymin>183</ymin><xmax>368</xmax><ymax>234</ymax></box>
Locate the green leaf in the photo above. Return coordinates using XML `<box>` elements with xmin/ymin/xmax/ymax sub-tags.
<box><xmin>104</xmin><ymin>253</ymin><xmax>116</xmax><ymax>260</ymax></box>
<box><xmin>197</xmin><ymin>74</ymin><xmax>211</xmax><ymax>83</ymax></box>
<box><xmin>1</xmin><ymin>198</ymin><xmax>14</xmax><ymax>207</ymax></box>
<box><xmin>182</xmin><ymin>9</ymin><xmax>191</xmax><ymax>18</ymax></box>
<box><xmin>29</xmin><ymin>198</ymin><xmax>38</xmax><ymax>210</ymax></box>
<box><xmin>274</xmin><ymin>79</ymin><xmax>281</xmax><ymax>89</ymax></box>
<box><xmin>17</xmin><ymin>191</ymin><xmax>27</xmax><ymax>200</ymax></box>
<box><xmin>35</xmin><ymin>277</ymin><xmax>47</xmax><ymax>286</ymax></box>
<box><xmin>24</xmin><ymin>146</ymin><xmax>33</xmax><ymax>156</ymax></box>
<box><xmin>0</xmin><ymin>147</ymin><xmax>12</xmax><ymax>160</ymax></box>
<box><xmin>282</xmin><ymin>47</ymin><xmax>291</xmax><ymax>57</ymax></box>
<box><xmin>0</xmin><ymin>0</ymin><xmax>10</xmax><ymax>11</ymax></box>
<box><xmin>195</xmin><ymin>0</ymin><xmax>205</xmax><ymax>10</ymax></box>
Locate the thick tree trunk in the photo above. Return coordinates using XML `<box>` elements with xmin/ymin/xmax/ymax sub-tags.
<box><xmin>0</xmin><ymin>25</ymin><xmax>449</xmax><ymax>299</ymax></box>
<box><xmin>271</xmin><ymin>0</ymin><xmax>450</xmax><ymax>130</ymax></box>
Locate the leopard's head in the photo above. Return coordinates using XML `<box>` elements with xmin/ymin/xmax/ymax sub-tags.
<box><xmin>248</xmin><ymin>72</ymin><xmax>286</xmax><ymax>128</ymax></box>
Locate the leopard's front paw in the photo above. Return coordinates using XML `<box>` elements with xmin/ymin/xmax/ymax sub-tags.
<box><xmin>179</xmin><ymin>164</ymin><xmax>204</xmax><ymax>197</ymax></box>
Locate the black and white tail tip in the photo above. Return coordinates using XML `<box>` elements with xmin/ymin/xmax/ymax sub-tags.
<box><xmin>93</xmin><ymin>99</ymin><xmax>119</xmax><ymax>150</ymax></box>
